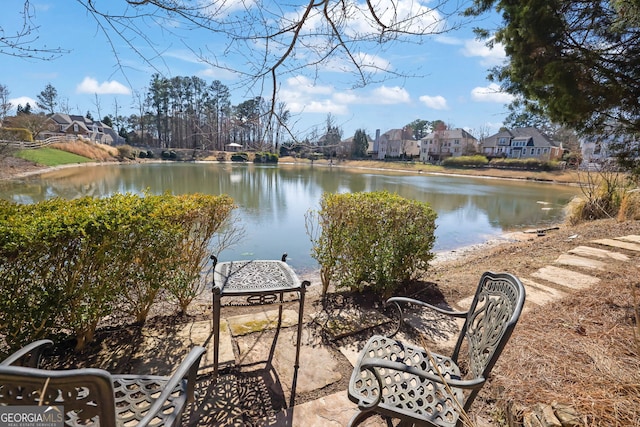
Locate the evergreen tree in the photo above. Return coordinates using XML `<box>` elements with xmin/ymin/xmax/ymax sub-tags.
<box><xmin>352</xmin><ymin>129</ymin><xmax>369</xmax><ymax>158</ymax></box>
<box><xmin>36</xmin><ymin>83</ymin><xmax>58</xmax><ymax>115</ymax></box>
<box><xmin>467</xmin><ymin>0</ymin><xmax>640</xmax><ymax>135</ymax></box>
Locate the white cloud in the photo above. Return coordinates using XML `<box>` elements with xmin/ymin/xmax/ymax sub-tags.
<box><xmin>280</xmin><ymin>76</ymin><xmax>342</xmax><ymax>114</ymax></box>
<box><xmin>8</xmin><ymin>96</ymin><xmax>37</xmax><ymax>110</ymax></box>
<box><xmin>354</xmin><ymin>52</ymin><xmax>391</xmax><ymax>72</ymax></box>
<box><xmin>349</xmin><ymin>0</ymin><xmax>444</xmax><ymax>36</ymax></box>
<box><xmin>285</xmin><ymin>76</ymin><xmax>334</xmax><ymax>95</ymax></box>
<box><xmin>371</xmin><ymin>86</ymin><xmax>411</xmax><ymax>104</ymax></box>
<box><xmin>419</xmin><ymin>94</ymin><xmax>449</xmax><ymax>110</ymax></box>
<box><xmin>471</xmin><ymin>83</ymin><xmax>514</xmax><ymax>103</ymax></box>
<box><xmin>76</xmin><ymin>77</ymin><xmax>131</xmax><ymax>95</ymax></box>
<box><xmin>304</xmin><ymin>100</ymin><xmax>349</xmax><ymax>114</ymax></box>
<box><xmin>461</xmin><ymin>38</ymin><xmax>507</xmax><ymax>67</ymax></box>
<box><xmin>279</xmin><ymin>77</ymin><xmax>409</xmax><ymax>116</ymax></box>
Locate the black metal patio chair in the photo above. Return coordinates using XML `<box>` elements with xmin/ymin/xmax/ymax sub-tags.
<box><xmin>0</xmin><ymin>339</ymin><xmax>205</xmax><ymax>427</ymax></box>
<box><xmin>348</xmin><ymin>271</ymin><xmax>525</xmax><ymax>427</ymax></box>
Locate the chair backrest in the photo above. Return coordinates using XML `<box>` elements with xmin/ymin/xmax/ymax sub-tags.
<box><xmin>452</xmin><ymin>272</ymin><xmax>525</xmax><ymax>408</ymax></box>
<box><xmin>0</xmin><ymin>365</ymin><xmax>118</xmax><ymax>426</ymax></box>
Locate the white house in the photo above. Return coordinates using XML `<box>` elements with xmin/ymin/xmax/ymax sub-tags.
<box><xmin>376</xmin><ymin>128</ymin><xmax>419</xmax><ymax>160</ymax></box>
<box><xmin>420</xmin><ymin>128</ymin><xmax>478</xmax><ymax>162</ymax></box>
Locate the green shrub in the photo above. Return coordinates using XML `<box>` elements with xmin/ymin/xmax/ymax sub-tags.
<box><xmin>442</xmin><ymin>155</ymin><xmax>489</xmax><ymax>168</ymax></box>
<box><xmin>0</xmin><ymin>127</ymin><xmax>33</xmax><ymax>142</ymax></box>
<box><xmin>253</xmin><ymin>152</ymin><xmax>279</xmax><ymax>163</ymax></box>
<box><xmin>306</xmin><ymin>191</ymin><xmax>437</xmax><ymax>299</ymax></box>
<box><xmin>231</xmin><ymin>152</ymin><xmax>249</xmax><ymax>162</ymax></box>
<box><xmin>161</xmin><ymin>150</ymin><xmax>177</xmax><ymax>159</ymax></box>
<box><xmin>160</xmin><ymin>193</ymin><xmax>236</xmax><ymax>314</ymax></box>
<box><xmin>0</xmin><ymin>192</ymin><xmax>236</xmax><ymax>355</ymax></box>
<box><xmin>489</xmin><ymin>157</ymin><xmax>560</xmax><ymax>171</ymax></box>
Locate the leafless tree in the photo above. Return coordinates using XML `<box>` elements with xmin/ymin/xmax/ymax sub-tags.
<box><xmin>0</xmin><ymin>84</ymin><xmax>11</xmax><ymax>123</ymax></box>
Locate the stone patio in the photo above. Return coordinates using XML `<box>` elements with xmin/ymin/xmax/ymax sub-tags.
<box><xmin>127</xmin><ymin>234</ymin><xmax>639</xmax><ymax>426</ymax></box>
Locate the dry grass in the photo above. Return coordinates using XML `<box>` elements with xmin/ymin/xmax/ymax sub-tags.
<box><xmin>50</xmin><ymin>139</ymin><xmax>117</xmax><ymax>162</ymax></box>
<box><xmin>493</xmin><ymin>273</ymin><xmax>640</xmax><ymax>426</ymax></box>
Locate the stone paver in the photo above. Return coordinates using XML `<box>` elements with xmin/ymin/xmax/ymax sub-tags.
<box><xmin>568</xmin><ymin>245</ymin><xmax>629</xmax><ymax>261</ymax></box>
<box><xmin>616</xmin><ymin>234</ymin><xmax>640</xmax><ymax>243</ymax></box>
<box><xmin>311</xmin><ymin>307</ymin><xmax>391</xmax><ymax>340</ymax></box>
<box><xmin>520</xmin><ymin>278</ymin><xmax>568</xmax><ymax>307</ymax></box>
<box><xmin>257</xmin><ymin>390</ymin><xmax>388</xmax><ymax>427</ymax></box>
<box><xmin>138</xmin><ymin>319</ymin><xmax>233</xmax><ymax>375</ymax></box>
<box><xmin>235</xmin><ymin>327</ymin><xmax>342</xmax><ymax>397</ymax></box>
<box><xmin>227</xmin><ymin>308</ymin><xmax>299</xmax><ymax>336</ymax></box>
<box><xmin>592</xmin><ymin>238</ymin><xmax>640</xmax><ymax>252</ymax></box>
<box><xmin>531</xmin><ymin>265</ymin><xmax>600</xmax><ymax>290</ymax></box>
<box><xmin>555</xmin><ymin>253</ymin><xmax>607</xmax><ymax>270</ymax></box>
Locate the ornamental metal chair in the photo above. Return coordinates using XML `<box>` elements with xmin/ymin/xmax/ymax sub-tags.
<box><xmin>0</xmin><ymin>339</ymin><xmax>206</xmax><ymax>427</ymax></box>
<box><xmin>348</xmin><ymin>271</ymin><xmax>525</xmax><ymax>427</ymax></box>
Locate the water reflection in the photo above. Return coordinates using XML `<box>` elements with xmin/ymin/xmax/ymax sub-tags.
<box><xmin>0</xmin><ymin>162</ymin><xmax>578</xmax><ymax>271</ymax></box>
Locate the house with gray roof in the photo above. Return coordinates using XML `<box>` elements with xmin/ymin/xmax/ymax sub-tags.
<box><xmin>40</xmin><ymin>113</ymin><xmax>124</xmax><ymax>145</ymax></box>
<box><xmin>479</xmin><ymin>127</ymin><xmax>562</xmax><ymax>160</ymax></box>
<box><xmin>420</xmin><ymin>128</ymin><xmax>478</xmax><ymax>162</ymax></box>
<box><xmin>376</xmin><ymin>128</ymin><xmax>419</xmax><ymax>160</ymax></box>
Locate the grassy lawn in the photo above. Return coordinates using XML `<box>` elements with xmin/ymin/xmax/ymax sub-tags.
<box><xmin>15</xmin><ymin>147</ymin><xmax>93</xmax><ymax>167</ymax></box>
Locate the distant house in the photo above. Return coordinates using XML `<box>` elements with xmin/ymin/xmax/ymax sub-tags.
<box><xmin>579</xmin><ymin>123</ymin><xmax>639</xmax><ymax>167</ymax></box>
<box><xmin>420</xmin><ymin>128</ymin><xmax>478</xmax><ymax>162</ymax></box>
<box><xmin>340</xmin><ymin>133</ymin><xmax>373</xmax><ymax>158</ymax></box>
<box><xmin>480</xmin><ymin>127</ymin><xmax>562</xmax><ymax>160</ymax></box>
<box><xmin>376</xmin><ymin>128</ymin><xmax>418</xmax><ymax>160</ymax></box>
<box><xmin>225</xmin><ymin>142</ymin><xmax>242</xmax><ymax>152</ymax></box>
<box><xmin>40</xmin><ymin>113</ymin><xmax>125</xmax><ymax>145</ymax></box>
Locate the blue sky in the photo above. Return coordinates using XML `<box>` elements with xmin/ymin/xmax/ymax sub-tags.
<box><xmin>2</xmin><ymin>0</ymin><xmax>513</xmax><ymax>140</ymax></box>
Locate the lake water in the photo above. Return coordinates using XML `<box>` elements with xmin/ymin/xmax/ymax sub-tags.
<box><xmin>0</xmin><ymin>162</ymin><xmax>579</xmax><ymax>273</ymax></box>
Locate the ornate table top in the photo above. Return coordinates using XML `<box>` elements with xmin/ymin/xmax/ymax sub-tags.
<box><xmin>213</xmin><ymin>260</ymin><xmax>303</xmax><ymax>295</ymax></box>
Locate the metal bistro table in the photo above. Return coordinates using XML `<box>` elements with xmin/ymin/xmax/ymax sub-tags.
<box><xmin>211</xmin><ymin>254</ymin><xmax>309</xmax><ymax>379</ymax></box>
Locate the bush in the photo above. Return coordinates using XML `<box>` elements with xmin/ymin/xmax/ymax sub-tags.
<box><xmin>253</xmin><ymin>152</ymin><xmax>279</xmax><ymax>163</ymax></box>
<box><xmin>306</xmin><ymin>191</ymin><xmax>437</xmax><ymax>299</ymax></box>
<box><xmin>0</xmin><ymin>193</ymin><xmax>236</xmax><ymax>355</ymax></box>
<box><xmin>0</xmin><ymin>127</ymin><xmax>33</xmax><ymax>142</ymax></box>
<box><xmin>117</xmin><ymin>144</ymin><xmax>137</xmax><ymax>160</ymax></box>
<box><xmin>161</xmin><ymin>150</ymin><xmax>177</xmax><ymax>159</ymax></box>
<box><xmin>231</xmin><ymin>152</ymin><xmax>249</xmax><ymax>162</ymax></box>
<box><xmin>442</xmin><ymin>155</ymin><xmax>489</xmax><ymax>168</ymax></box>
<box><xmin>489</xmin><ymin>157</ymin><xmax>560</xmax><ymax>171</ymax></box>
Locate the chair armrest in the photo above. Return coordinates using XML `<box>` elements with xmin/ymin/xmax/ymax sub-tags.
<box><xmin>1</xmin><ymin>340</ymin><xmax>53</xmax><ymax>367</ymax></box>
<box><xmin>134</xmin><ymin>346</ymin><xmax>206</xmax><ymax>427</ymax></box>
<box><xmin>360</xmin><ymin>358</ymin><xmax>485</xmax><ymax>390</ymax></box>
<box><xmin>386</xmin><ymin>296</ymin><xmax>468</xmax><ymax>318</ymax></box>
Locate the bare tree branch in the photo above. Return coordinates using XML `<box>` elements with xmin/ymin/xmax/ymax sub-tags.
<box><xmin>0</xmin><ymin>0</ymin><xmax>68</xmax><ymax>59</ymax></box>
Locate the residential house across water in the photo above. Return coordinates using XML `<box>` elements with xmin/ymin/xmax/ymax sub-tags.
<box><xmin>479</xmin><ymin>127</ymin><xmax>562</xmax><ymax>161</ymax></box>
<box><xmin>39</xmin><ymin>113</ymin><xmax>125</xmax><ymax>145</ymax></box>
<box><xmin>420</xmin><ymin>128</ymin><xmax>478</xmax><ymax>162</ymax></box>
